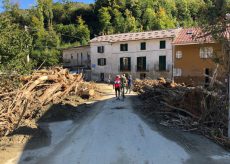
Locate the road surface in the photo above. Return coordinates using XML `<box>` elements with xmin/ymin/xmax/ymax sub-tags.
<box><xmin>6</xmin><ymin>84</ymin><xmax>230</xmax><ymax>164</ymax></box>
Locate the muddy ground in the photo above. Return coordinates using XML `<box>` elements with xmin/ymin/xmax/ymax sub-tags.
<box><xmin>1</xmin><ymin>83</ymin><xmax>230</xmax><ymax>164</ymax></box>
<box><xmin>0</xmin><ymin>83</ymin><xmax>110</xmax><ymax>163</ymax></box>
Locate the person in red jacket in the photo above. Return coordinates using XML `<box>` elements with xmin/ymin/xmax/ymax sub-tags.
<box><xmin>113</xmin><ymin>75</ymin><xmax>121</xmax><ymax>100</ymax></box>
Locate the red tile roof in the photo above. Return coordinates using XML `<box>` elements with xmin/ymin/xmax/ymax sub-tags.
<box><xmin>173</xmin><ymin>28</ymin><xmax>215</xmax><ymax>45</ymax></box>
<box><xmin>90</xmin><ymin>28</ymin><xmax>181</xmax><ymax>43</ymax></box>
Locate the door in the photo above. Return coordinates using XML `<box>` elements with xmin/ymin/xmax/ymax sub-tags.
<box><xmin>100</xmin><ymin>73</ymin><xmax>104</xmax><ymax>82</ymax></box>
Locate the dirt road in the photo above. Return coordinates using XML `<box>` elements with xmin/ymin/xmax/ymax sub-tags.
<box><xmin>4</xmin><ymin>84</ymin><xmax>230</xmax><ymax>164</ymax></box>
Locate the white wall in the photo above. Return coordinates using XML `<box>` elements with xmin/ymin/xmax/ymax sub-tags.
<box><xmin>90</xmin><ymin>38</ymin><xmax>173</xmax><ymax>81</ymax></box>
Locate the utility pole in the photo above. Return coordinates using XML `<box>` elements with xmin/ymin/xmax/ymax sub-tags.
<box><xmin>24</xmin><ymin>25</ymin><xmax>30</xmax><ymax>63</ymax></box>
<box><xmin>225</xmin><ymin>13</ymin><xmax>230</xmax><ymax>137</ymax></box>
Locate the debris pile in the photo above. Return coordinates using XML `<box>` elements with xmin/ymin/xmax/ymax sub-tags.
<box><xmin>134</xmin><ymin>78</ymin><xmax>230</xmax><ymax>148</ymax></box>
<box><xmin>0</xmin><ymin>68</ymin><xmax>95</xmax><ymax>137</ymax></box>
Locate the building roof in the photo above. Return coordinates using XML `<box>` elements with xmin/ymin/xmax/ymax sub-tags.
<box><xmin>62</xmin><ymin>45</ymin><xmax>90</xmax><ymax>51</ymax></box>
<box><xmin>172</xmin><ymin>28</ymin><xmax>215</xmax><ymax>45</ymax></box>
<box><xmin>90</xmin><ymin>28</ymin><xmax>181</xmax><ymax>43</ymax></box>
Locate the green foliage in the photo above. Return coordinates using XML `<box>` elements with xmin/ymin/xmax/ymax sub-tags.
<box><xmin>0</xmin><ymin>15</ymin><xmax>33</xmax><ymax>74</ymax></box>
<box><xmin>98</xmin><ymin>7</ymin><xmax>112</xmax><ymax>34</ymax></box>
<box><xmin>0</xmin><ymin>0</ymin><xmax>227</xmax><ymax>74</ymax></box>
<box><xmin>124</xmin><ymin>9</ymin><xmax>138</xmax><ymax>32</ymax></box>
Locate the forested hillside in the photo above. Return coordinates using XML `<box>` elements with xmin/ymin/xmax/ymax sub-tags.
<box><xmin>0</xmin><ymin>0</ymin><xmax>229</xmax><ymax>73</ymax></box>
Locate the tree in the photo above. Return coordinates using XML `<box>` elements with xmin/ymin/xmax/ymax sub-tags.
<box><xmin>199</xmin><ymin>0</ymin><xmax>230</xmax><ymax>137</ymax></box>
<box><xmin>98</xmin><ymin>7</ymin><xmax>112</xmax><ymax>34</ymax></box>
<box><xmin>124</xmin><ymin>9</ymin><xmax>138</xmax><ymax>32</ymax></box>
<box><xmin>156</xmin><ymin>7</ymin><xmax>175</xmax><ymax>29</ymax></box>
<box><xmin>142</xmin><ymin>7</ymin><xmax>157</xmax><ymax>30</ymax></box>
<box><xmin>112</xmin><ymin>8</ymin><xmax>125</xmax><ymax>33</ymax></box>
<box><xmin>76</xmin><ymin>16</ymin><xmax>90</xmax><ymax>45</ymax></box>
<box><xmin>0</xmin><ymin>15</ymin><xmax>33</xmax><ymax>74</ymax></box>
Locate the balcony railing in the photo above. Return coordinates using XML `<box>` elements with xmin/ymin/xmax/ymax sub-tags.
<box><xmin>119</xmin><ymin>67</ymin><xmax>131</xmax><ymax>72</ymax></box>
<box><xmin>136</xmin><ymin>64</ymin><xmax>149</xmax><ymax>72</ymax></box>
<box><xmin>154</xmin><ymin>64</ymin><xmax>171</xmax><ymax>72</ymax></box>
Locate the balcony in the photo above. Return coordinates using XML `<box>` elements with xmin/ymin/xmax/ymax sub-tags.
<box><xmin>119</xmin><ymin>67</ymin><xmax>131</xmax><ymax>72</ymax></box>
<box><xmin>154</xmin><ymin>64</ymin><xmax>171</xmax><ymax>72</ymax></box>
<box><xmin>136</xmin><ymin>64</ymin><xmax>149</xmax><ymax>72</ymax></box>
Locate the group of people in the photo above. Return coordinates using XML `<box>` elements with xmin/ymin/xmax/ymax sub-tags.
<box><xmin>113</xmin><ymin>74</ymin><xmax>133</xmax><ymax>100</ymax></box>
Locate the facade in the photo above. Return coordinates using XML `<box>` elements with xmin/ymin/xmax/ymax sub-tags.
<box><xmin>62</xmin><ymin>45</ymin><xmax>91</xmax><ymax>80</ymax></box>
<box><xmin>172</xmin><ymin>28</ymin><xmax>224</xmax><ymax>86</ymax></box>
<box><xmin>90</xmin><ymin>29</ymin><xmax>181</xmax><ymax>81</ymax></box>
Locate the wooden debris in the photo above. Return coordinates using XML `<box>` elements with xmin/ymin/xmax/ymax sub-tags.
<box><xmin>134</xmin><ymin>78</ymin><xmax>230</xmax><ymax>148</ymax></box>
<box><xmin>0</xmin><ymin>67</ymin><xmax>95</xmax><ymax>137</ymax></box>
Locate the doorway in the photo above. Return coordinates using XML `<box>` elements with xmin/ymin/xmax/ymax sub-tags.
<box><xmin>100</xmin><ymin>73</ymin><xmax>104</xmax><ymax>82</ymax></box>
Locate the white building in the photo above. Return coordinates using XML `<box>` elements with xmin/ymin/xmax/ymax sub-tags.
<box><xmin>90</xmin><ymin>29</ymin><xmax>181</xmax><ymax>81</ymax></box>
<box><xmin>62</xmin><ymin>45</ymin><xmax>91</xmax><ymax>79</ymax></box>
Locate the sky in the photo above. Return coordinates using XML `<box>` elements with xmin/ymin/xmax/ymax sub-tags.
<box><xmin>0</xmin><ymin>0</ymin><xmax>95</xmax><ymax>12</ymax></box>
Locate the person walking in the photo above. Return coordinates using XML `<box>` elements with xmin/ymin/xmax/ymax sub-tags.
<box><xmin>120</xmin><ymin>74</ymin><xmax>127</xmax><ymax>99</ymax></box>
<box><xmin>126</xmin><ymin>75</ymin><xmax>133</xmax><ymax>94</ymax></box>
<box><xmin>113</xmin><ymin>75</ymin><xmax>121</xmax><ymax>100</ymax></box>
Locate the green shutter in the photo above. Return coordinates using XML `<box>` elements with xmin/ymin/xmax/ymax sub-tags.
<box><xmin>120</xmin><ymin>58</ymin><xmax>123</xmax><ymax>71</ymax></box>
<box><xmin>159</xmin><ymin>56</ymin><xmax>166</xmax><ymax>71</ymax></box>
<box><xmin>104</xmin><ymin>58</ymin><xmax>106</xmax><ymax>65</ymax></box>
<box><xmin>160</xmin><ymin>41</ymin><xmax>166</xmax><ymax>49</ymax></box>
<box><xmin>98</xmin><ymin>58</ymin><xmax>100</xmax><ymax>65</ymax></box>
<box><xmin>143</xmin><ymin>57</ymin><xmax>146</xmax><ymax>70</ymax></box>
<box><xmin>128</xmin><ymin>57</ymin><xmax>131</xmax><ymax>71</ymax></box>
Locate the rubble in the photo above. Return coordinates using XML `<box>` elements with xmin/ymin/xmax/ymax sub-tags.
<box><xmin>134</xmin><ymin>78</ymin><xmax>230</xmax><ymax>148</ymax></box>
<box><xmin>0</xmin><ymin>67</ymin><xmax>95</xmax><ymax>137</ymax></box>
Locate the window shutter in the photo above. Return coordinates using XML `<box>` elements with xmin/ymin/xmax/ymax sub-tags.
<box><xmin>143</xmin><ymin>57</ymin><xmax>146</xmax><ymax>70</ymax></box>
<box><xmin>104</xmin><ymin>58</ymin><xmax>106</xmax><ymax>65</ymax></box>
<box><xmin>98</xmin><ymin>58</ymin><xmax>100</xmax><ymax>65</ymax></box>
<box><xmin>128</xmin><ymin>57</ymin><xmax>131</xmax><ymax>71</ymax></box>
<box><xmin>126</xmin><ymin>44</ymin><xmax>128</xmax><ymax>51</ymax></box>
<box><xmin>120</xmin><ymin>58</ymin><xmax>123</xmax><ymax>71</ymax></box>
<box><xmin>159</xmin><ymin>56</ymin><xmax>166</xmax><ymax>71</ymax></box>
<box><xmin>102</xmin><ymin>46</ymin><xmax>104</xmax><ymax>53</ymax></box>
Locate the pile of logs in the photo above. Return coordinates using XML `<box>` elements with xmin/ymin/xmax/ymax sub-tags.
<box><xmin>134</xmin><ymin>78</ymin><xmax>230</xmax><ymax>148</ymax></box>
<box><xmin>0</xmin><ymin>68</ymin><xmax>93</xmax><ymax>137</ymax></box>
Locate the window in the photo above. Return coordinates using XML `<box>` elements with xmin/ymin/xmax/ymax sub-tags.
<box><xmin>120</xmin><ymin>44</ymin><xmax>128</xmax><ymax>51</ymax></box>
<box><xmin>120</xmin><ymin>57</ymin><xmax>131</xmax><ymax>71</ymax></box>
<box><xmin>159</xmin><ymin>56</ymin><xmax>166</xmax><ymax>71</ymax></box>
<box><xmin>176</xmin><ymin>51</ymin><xmax>182</xmax><ymax>59</ymax></box>
<box><xmin>137</xmin><ymin>57</ymin><xmax>146</xmax><ymax>71</ymax></box>
<box><xmin>140</xmin><ymin>42</ymin><xmax>146</xmax><ymax>50</ymax></box>
<box><xmin>98</xmin><ymin>58</ymin><xmax>106</xmax><ymax>66</ymax></box>
<box><xmin>97</xmin><ymin>46</ymin><xmax>104</xmax><ymax>53</ymax></box>
<box><xmin>77</xmin><ymin>53</ymin><xmax>79</xmax><ymax>65</ymax></box>
<box><xmin>81</xmin><ymin>53</ymin><xmax>83</xmax><ymax>65</ymax></box>
<box><xmin>160</xmin><ymin>40</ymin><xmax>166</xmax><ymax>49</ymax></box>
<box><xmin>173</xmin><ymin>68</ymin><xmax>182</xmax><ymax>77</ymax></box>
<box><xmin>200</xmin><ymin>47</ymin><xmax>213</xmax><ymax>58</ymax></box>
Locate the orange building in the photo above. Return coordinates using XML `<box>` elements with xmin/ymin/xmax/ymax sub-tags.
<box><xmin>172</xmin><ymin>28</ymin><xmax>224</xmax><ymax>86</ymax></box>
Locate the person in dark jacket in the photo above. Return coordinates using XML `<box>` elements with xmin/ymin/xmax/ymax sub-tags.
<box><xmin>126</xmin><ymin>75</ymin><xmax>133</xmax><ymax>94</ymax></box>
